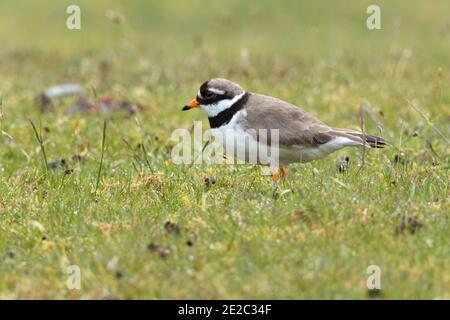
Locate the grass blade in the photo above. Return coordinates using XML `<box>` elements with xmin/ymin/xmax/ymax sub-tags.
<box><xmin>29</xmin><ymin>119</ymin><xmax>49</xmax><ymax>174</ymax></box>
<box><xmin>95</xmin><ymin>120</ymin><xmax>107</xmax><ymax>193</ymax></box>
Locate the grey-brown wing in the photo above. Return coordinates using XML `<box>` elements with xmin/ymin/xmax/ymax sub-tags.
<box><xmin>238</xmin><ymin>93</ymin><xmax>334</xmax><ymax>146</ymax></box>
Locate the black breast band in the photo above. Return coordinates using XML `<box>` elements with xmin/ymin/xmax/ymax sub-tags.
<box><xmin>208</xmin><ymin>93</ymin><xmax>249</xmax><ymax>128</ymax></box>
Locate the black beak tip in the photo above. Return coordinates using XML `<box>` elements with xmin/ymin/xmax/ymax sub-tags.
<box><xmin>182</xmin><ymin>105</ymin><xmax>190</xmax><ymax>111</ymax></box>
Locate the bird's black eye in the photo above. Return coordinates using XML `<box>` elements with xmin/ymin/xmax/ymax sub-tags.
<box><xmin>203</xmin><ymin>91</ymin><xmax>216</xmax><ymax>99</ymax></box>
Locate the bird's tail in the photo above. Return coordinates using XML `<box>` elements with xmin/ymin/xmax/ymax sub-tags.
<box><xmin>332</xmin><ymin>128</ymin><xmax>388</xmax><ymax>148</ymax></box>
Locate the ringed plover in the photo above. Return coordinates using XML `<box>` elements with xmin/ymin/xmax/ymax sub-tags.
<box><xmin>182</xmin><ymin>78</ymin><xmax>386</xmax><ymax>183</ymax></box>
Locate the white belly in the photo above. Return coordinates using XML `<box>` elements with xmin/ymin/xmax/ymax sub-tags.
<box><xmin>213</xmin><ymin>127</ymin><xmax>273</xmax><ymax>165</ymax></box>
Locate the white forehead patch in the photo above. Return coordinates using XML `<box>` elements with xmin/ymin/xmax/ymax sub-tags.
<box><xmin>208</xmin><ymin>88</ymin><xmax>226</xmax><ymax>95</ymax></box>
<box><xmin>197</xmin><ymin>89</ymin><xmax>203</xmax><ymax>99</ymax></box>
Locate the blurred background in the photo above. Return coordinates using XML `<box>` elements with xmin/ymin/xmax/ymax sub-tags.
<box><xmin>1</xmin><ymin>1</ymin><xmax>448</xmax><ymax>103</ymax></box>
<box><xmin>2</xmin><ymin>0</ymin><xmax>450</xmax><ymax>58</ymax></box>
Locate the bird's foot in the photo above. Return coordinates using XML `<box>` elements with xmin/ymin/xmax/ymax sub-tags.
<box><xmin>280</xmin><ymin>166</ymin><xmax>286</xmax><ymax>181</ymax></box>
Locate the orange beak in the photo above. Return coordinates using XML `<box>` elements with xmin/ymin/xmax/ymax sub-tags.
<box><xmin>182</xmin><ymin>98</ymin><xmax>199</xmax><ymax>111</ymax></box>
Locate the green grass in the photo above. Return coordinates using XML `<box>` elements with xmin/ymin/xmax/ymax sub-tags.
<box><xmin>0</xmin><ymin>0</ymin><xmax>449</xmax><ymax>299</ymax></box>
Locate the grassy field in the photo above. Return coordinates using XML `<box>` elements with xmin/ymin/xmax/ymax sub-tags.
<box><xmin>0</xmin><ymin>0</ymin><xmax>449</xmax><ymax>299</ymax></box>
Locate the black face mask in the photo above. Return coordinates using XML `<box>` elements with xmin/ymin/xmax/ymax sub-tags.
<box><xmin>197</xmin><ymin>92</ymin><xmax>234</xmax><ymax>106</ymax></box>
<box><xmin>207</xmin><ymin>92</ymin><xmax>249</xmax><ymax>128</ymax></box>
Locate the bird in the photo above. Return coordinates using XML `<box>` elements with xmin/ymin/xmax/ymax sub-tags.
<box><xmin>182</xmin><ymin>78</ymin><xmax>387</xmax><ymax>184</ymax></box>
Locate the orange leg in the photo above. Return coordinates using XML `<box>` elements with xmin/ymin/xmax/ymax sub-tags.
<box><xmin>272</xmin><ymin>172</ymin><xmax>279</xmax><ymax>184</ymax></box>
<box><xmin>280</xmin><ymin>166</ymin><xmax>286</xmax><ymax>180</ymax></box>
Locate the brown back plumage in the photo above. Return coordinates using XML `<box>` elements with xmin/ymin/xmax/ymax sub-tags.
<box><xmin>238</xmin><ymin>93</ymin><xmax>387</xmax><ymax>148</ymax></box>
<box><xmin>238</xmin><ymin>93</ymin><xmax>333</xmax><ymax>146</ymax></box>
